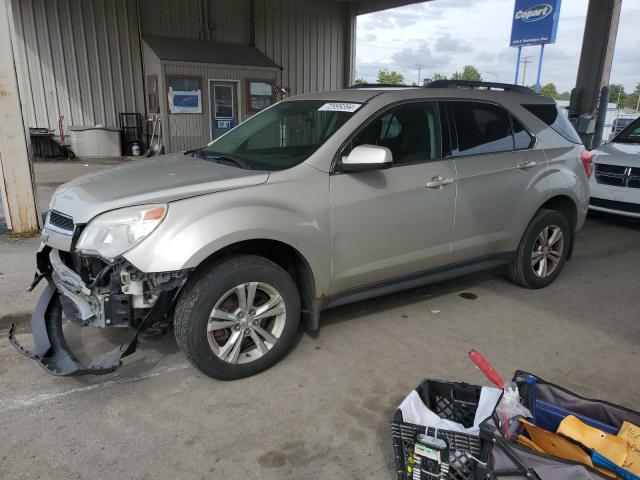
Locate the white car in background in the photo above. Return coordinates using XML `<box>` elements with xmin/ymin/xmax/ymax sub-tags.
<box><xmin>590</xmin><ymin>116</ymin><xmax>640</xmax><ymax>219</ymax></box>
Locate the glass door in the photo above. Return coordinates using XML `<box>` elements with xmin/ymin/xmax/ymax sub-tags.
<box><xmin>210</xmin><ymin>82</ymin><xmax>238</xmax><ymax>140</ymax></box>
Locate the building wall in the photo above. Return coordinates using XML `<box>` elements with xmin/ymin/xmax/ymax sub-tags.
<box><xmin>138</xmin><ymin>0</ymin><xmax>252</xmax><ymax>44</ymax></box>
<box><xmin>254</xmin><ymin>0</ymin><xmax>350</xmax><ymax>95</ymax></box>
<box><xmin>11</xmin><ymin>0</ymin><xmax>145</xmax><ymax>130</ymax></box>
<box><xmin>161</xmin><ymin>61</ymin><xmax>278</xmax><ymax>152</ymax></box>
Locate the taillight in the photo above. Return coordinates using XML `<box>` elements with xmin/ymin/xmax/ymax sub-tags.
<box><xmin>581</xmin><ymin>150</ymin><xmax>593</xmax><ymax>178</ymax></box>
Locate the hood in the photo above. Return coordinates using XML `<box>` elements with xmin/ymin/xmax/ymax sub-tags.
<box><xmin>50</xmin><ymin>152</ymin><xmax>269</xmax><ymax>223</ymax></box>
<box><xmin>592</xmin><ymin>141</ymin><xmax>640</xmax><ymax>167</ymax></box>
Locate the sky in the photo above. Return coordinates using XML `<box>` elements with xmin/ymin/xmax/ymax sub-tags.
<box><xmin>355</xmin><ymin>0</ymin><xmax>640</xmax><ymax>93</ymax></box>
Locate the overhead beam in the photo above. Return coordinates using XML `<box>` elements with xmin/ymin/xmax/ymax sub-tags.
<box><xmin>0</xmin><ymin>0</ymin><xmax>39</xmax><ymax>233</ymax></box>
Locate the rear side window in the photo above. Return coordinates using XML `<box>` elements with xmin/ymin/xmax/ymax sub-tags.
<box><xmin>523</xmin><ymin>104</ymin><xmax>582</xmax><ymax>144</ymax></box>
<box><xmin>512</xmin><ymin>116</ymin><xmax>534</xmax><ymax>150</ymax></box>
<box><xmin>450</xmin><ymin>102</ymin><xmax>513</xmax><ymax>156</ymax></box>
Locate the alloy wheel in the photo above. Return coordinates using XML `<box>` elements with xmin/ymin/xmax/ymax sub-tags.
<box><xmin>206</xmin><ymin>282</ymin><xmax>286</xmax><ymax>364</ymax></box>
<box><xmin>531</xmin><ymin>225</ymin><xmax>564</xmax><ymax>278</ymax></box>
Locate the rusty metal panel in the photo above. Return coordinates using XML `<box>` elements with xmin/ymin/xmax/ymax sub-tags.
<box><xmin>11</xmin><ymin>0</ymin><xmax>144</xmax><ymax>130</ymax></box>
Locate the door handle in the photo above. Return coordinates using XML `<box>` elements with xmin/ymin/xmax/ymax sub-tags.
<box><xmin>517</xmin><ymin>159</ymin><xmax>537</xmax><ymax>170</ymax></box>
<box><xmin>426</xmin><ymin>175</ymin><xmax>454</xmax><ymax>189</ymax></box>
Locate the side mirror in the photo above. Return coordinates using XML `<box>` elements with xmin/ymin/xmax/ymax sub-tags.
<box><xmin>340</xmin><ymin>145</ymin><xmax>392</xmax><ymax>173</ymax></box>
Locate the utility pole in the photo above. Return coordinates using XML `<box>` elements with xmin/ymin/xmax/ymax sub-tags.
<box><xmin>520</xmin><ymin>55</ymin><xmax>533</xmax><ymax>86</ymax></box>
<box><xmin>485</xmin><ymin>71</ymin><xmax>499</xmax><ymax>82</ymax></box>
<box><xmin>416</xmin><ymin>64</ymin><xmax>425</xmax><ymax>86</ymax></box>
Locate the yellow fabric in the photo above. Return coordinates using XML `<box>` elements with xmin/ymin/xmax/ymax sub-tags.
<box><xmin>557</xmin><ymin>415</ymin><xmax>629</xmax><ymax>467</ymax></box>
<box><xmin>517</xmin><ymin>434</ymin><xmax>545</xmax><ymax>453</ymax></box>
<box><xmin>618</xmin><ymin>421</ymin><xmax>640</xmax><ymax>476</ymax></box>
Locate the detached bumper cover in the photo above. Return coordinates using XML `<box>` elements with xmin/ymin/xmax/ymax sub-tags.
<box><xmin>8</xmin><ymin>282</ymin><xmax>144</xmax><ymax>376</ymax></box>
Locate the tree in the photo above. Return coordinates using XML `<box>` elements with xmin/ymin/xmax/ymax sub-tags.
<box><xmin>451</xmin><ymin>65</ymin><xmax>482</xmax><ymax>82</ymax></box>
<box><xmin>377</xmin><ymin>69</ymin><xmax>405</xmax><ymax>85</ymax></box>
<box><xmin>623</xmin><ymin>83</ymin><xmax>640</xmax><ymax>111</ymax></box>
<box><xmin>431</xmin><ymin>73</ymin><xmax>447</xmax><ymax>81</ymax></box>
<box><xmin>608</xmin><ymin>84</ymin><xmax>626</xmax><ymax>108</ymax></box>
<box><xmin>540</xmin><ymin>82</ymin><xmax>558</xmax><ymax>98</ymax></box>
<box><xmin>557</xmin><ymin>91</ymin><xmax>571</xmax><ymax>101</ymax></box>
<box><xmin>353</xmin><ymin>78</ymin><xmax>367</xmax><ymax>85</ymax></box>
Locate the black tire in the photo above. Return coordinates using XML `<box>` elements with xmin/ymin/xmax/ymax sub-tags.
<box><xmin>174</xmin><ymin>255</ymin><xmax>300</xmax><ymax>380</ymax></box>
<box><xmin>506</xmin><ymin>209</ymin><xmax>571</xmax><ymax>289</ymax></box>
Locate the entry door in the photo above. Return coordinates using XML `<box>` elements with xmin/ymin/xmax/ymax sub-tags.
<box><xmin>329</xmin><ymin>102</ymin><xmax>457</xmax><ymax>293</ymax></box>
<box><xmin>210</xmin><ymin>81</ymin><xmax>239</xmax><ymax>140</ymax></box>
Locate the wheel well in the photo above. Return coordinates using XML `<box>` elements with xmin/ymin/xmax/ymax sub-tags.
<box><xmin>196</xmin><ymin>239</ymin><xmax>316</xmax><ymax>327</ymax></box>
<box><xmin>539</xmin><ymin>195</ymin><xmax>577</xmax><ymax>258</ymax></box>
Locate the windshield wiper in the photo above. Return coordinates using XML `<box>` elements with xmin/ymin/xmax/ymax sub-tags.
<box><xmin>188</xmin><ymin>149</ymin><xmax>250</xmax><ymax>169</ymax></box>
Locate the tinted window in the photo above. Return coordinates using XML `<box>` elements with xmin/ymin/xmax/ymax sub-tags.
<box><xmin>451</xmin><ymin>102</ymin><xmax>513</xmax><ymax>156</ymax></box>
<box><xmin>523</xmin><ymin>104</ymin><xmax>582</xmax><ymax>144</ymax></box>
<box><xmin>353</xmin><ymin>102</ymin><xmax>442</xmax><ymax>165</ymax></box>
<box><xmin>513</xmin><ymin>116</ymin><xmax>534</xmax><ymax>150</ymax></box>
<box><xmin>613</xmin><ymin>116</ymin><xmax>640</xmax><ymax>144</ymax></box>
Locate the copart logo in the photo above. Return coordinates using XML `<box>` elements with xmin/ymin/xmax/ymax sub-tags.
<box><xmin>515</xmin><ymin>4</ymin><xmax>553</xmax><ymax>22</ymax></box>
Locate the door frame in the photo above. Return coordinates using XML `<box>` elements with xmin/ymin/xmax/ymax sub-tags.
<box><xmin>208</xmin><ymin>79</ymin><xmax>242</xmax><ymax>142</ymax></box>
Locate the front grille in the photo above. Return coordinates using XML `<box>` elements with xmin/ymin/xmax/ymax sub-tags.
<box><xmin>590</xmin><ymin>197</ymin><xmax>640</xmax><ymax>214</ymax></box>
<box><xmin>47</xmin><ymin>210</ymin><xmax>75</xmax><ymax>232</ymax></box>
<box><xmin>595</xmin><ymin>164</ymin><xmax>640</xmax><ymax>189</ymax></box>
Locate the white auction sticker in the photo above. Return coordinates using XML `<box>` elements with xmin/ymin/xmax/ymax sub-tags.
<box><xmin>318</xmin><ymin>102</ymin><xmax>361</xmax><ymax>113</ymax></box>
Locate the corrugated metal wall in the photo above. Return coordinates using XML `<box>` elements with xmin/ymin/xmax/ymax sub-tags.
<box><xmin>12</xmin><ymin>0</ymin><xmax>145</xmax><ymax>130</ymax></box>
<box><xmin>254</xmin><ymin>0</ymin><xmax>349</xmax><ymax>95</ymax></box>
<box><xmin>162</xmin><ymin>62</ymin><xmax>278</xmax><ymax>152</ymax></box>
<box><xmin>138</xmin><ymin>0</ymin><xmax>251</xmax><ymax>44</ymax></box>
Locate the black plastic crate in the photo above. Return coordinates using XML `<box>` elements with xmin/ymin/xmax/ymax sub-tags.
<box><xmin>391</xmin><ymin>380</ymin><xmax>490</xmax><ymax>480</ymax></box>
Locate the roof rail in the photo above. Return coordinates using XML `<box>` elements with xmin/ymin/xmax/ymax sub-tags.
<box><xmin>424</xmin><ymin>80</ymin><xmax>537</xmax><ymax>95</ymax></box>
<box><xmin>347</xmin><ymin>83</ymin><xmax>412</xmax><ymax>89</ymax></box>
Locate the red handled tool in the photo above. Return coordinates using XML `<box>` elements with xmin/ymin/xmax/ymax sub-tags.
<box><xmin>468</xmin><ymin>350</ymin><xmax>505</xmax><ymax>389</ymax></box>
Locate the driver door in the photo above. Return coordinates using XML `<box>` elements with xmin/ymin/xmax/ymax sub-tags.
<box><xmin>329</xmin><ymin>102</ymin><xmax>457</xmax><ymax>293</ymax></box>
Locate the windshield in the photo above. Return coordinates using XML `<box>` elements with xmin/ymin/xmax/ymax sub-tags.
<box><xmin>194</xmin><ymin>100</ymin><xmax>360</xmax><ymax>170</ymax></box>
<box><xmin>614</xmin><ymin>116</ymin><xmax>640</xmax><ymax>144</ymax></box>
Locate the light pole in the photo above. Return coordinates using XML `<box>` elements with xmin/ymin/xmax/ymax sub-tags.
<box><xmin>416</xmin><ymin>64</ymin><xmax>425</xmax><ymax>85</ymax></box>
<box><xmin>485</xmin><ymin>71</ymin><xmax>499</xmax><ymax>82</ymax></box>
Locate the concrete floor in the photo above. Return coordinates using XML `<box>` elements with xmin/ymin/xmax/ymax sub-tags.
<box><xmin>1</xmin><ymin>211</ymin><xmax>639</xmax><ymax>479</ymax></box>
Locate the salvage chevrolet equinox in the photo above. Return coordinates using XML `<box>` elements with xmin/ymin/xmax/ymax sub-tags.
<box><xmin>10</xmin><ymin>80</ymin><xmax>591</xmax><ymax>380</ymax></box>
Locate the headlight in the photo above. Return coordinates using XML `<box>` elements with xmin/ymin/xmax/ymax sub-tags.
<box><xmin>77</xmin><ymin>204</ymin><xmax>167</xmax><ymax>260</ymax></box>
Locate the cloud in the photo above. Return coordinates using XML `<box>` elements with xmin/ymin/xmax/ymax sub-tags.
<box><xmin>361</xmin><ymin>33</ymin><xmax>377</xmax><ymax>43</ymax></box>
<box><xmin>434</xmin><ymin>33</ymin><xmax>472</xmax><ymax>53</ymax></box>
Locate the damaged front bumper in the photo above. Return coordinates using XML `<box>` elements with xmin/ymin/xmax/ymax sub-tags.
<box><xmin>9</xmin><ymin>248</ymin><xmax>186</xmax><ymax>376</ymax></box>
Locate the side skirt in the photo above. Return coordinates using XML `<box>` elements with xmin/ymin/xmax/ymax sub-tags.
<box><xmin>307</xmin><ymin>253</ymin><xmax>514</xmax><ymax>330</ymax></box>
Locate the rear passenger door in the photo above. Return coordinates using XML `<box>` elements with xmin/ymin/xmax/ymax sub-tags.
<box><xmin>447</xmin><ymin>100</ymin><xmax>547</xmax><ymax>262</ymax></box>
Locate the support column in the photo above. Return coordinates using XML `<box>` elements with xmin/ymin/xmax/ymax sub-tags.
<box><xmin>0</xmin><ymin>0</ymin><xmax>39</xmax><ymax>233</ymax></box>
<box><xmin>569</xmin><ymin>0</ymin><xmax>622</xmax><ymax>147</ymax></box>
<box><xmin>343</xmin><ymin>3</ymin><xmax>357</xmax><ymax>88</ymax></box>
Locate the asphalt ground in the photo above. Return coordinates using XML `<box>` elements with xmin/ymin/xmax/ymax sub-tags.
<box><xmin>1</xmin><ymin>208</ymin><xmax>639</xmax><ymax>479</ymax></box>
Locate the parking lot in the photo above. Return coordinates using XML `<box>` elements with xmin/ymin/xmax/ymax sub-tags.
<box><xmin>1</xmin><ymin>206</ymin><xmax>639</xmax><ymax>479</ymax></box>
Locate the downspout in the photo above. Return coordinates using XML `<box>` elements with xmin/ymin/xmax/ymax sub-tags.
<box><xmin>135</xmin><ymin>0</ymin><xmax>148</xmax><ymax>145</ymax></box>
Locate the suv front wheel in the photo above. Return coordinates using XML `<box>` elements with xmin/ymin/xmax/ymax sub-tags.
<box><xmin>174</xmin><ymin>255</ymin><xmax>301</xmax><ymax>380</ymax></box>
<box><xmin>507</xmin><ymin>209</ymin><xmax>571</xmax><ymax>289</ymax></box>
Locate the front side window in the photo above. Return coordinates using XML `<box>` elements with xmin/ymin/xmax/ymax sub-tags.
<box><xmin>351</xmin><ymin>102</ymin><xmax>442</xmax><ymax>165</ymax></box>
<box><xmin>513</xmin><ymin>116</ymin><xmax>534</xmax><ymax>150</ymax></box>
<box><xmin>198</xmin><ymin>100</ymin><xmax>358</xmax><ymax>171</ymax></box>
<box><xmin>451</xmin><ymin>101</ymin><xmax>513</xmax><ymax>156</ymax></box>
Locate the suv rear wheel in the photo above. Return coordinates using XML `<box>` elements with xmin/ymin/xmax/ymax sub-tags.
<box><xmin>507</xmin><ymin>209</ymin><xmax>571</xmax><ymax>289</ymax></box>
<box><xmin>174</xmin><ymin>255</ymin><xmax>300</xmax><ymax>380</ymax></box>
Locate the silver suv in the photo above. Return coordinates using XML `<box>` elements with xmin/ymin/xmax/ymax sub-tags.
<box><xmin>10</xmin><ymin>81</ymin><xmax>590</xmax><ymax>379</ymax></box>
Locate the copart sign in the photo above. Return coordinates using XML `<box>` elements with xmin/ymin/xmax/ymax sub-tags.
<box><xmin>510</xmin><ymin>0</ymin><xmax>561</xmax><ymax>47</ymax></box>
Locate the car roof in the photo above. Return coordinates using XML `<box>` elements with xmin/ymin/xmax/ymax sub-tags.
<box><xmin>287</xmin><ymin>87</ymin><xmax>557</xmax><ymax>105</ymax></box>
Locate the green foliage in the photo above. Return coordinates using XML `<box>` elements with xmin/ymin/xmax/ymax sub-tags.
<box><xmin>556</xmin><ymin>91</ymin><xmax>571</xmax><ymax>101</ymax></box>
<box><xmin>608</xmin><ymin>84</ymin><xmax>626</xmax><ymax>108</ymax></box>
<box><xmin>540</xmin><ymin>82</ymin><xmax>558</xmax><ymax>98</ymax></box>
<box><xmin>377</xmin><ymin>69</ymin><xmax>405</xmax><ymax>85</ymax></box>
<box><xmin>431</xmin><ymin>73</ymin><xmax>447</xmax><ymax>81</ymax></box>
<box><xmin>353</xmin><ymin>78</ymin><xmax>367</xmax><ymax>85</ymax></box>
<box><xmin>451</xmin><ymin>65</ymin><xmax>482</xmax><ymax>82</ymax></box>
<box><xmin>623</xmin><ymin>83</ymin><xmax>640</xmax><ymax>110</ymax></box>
